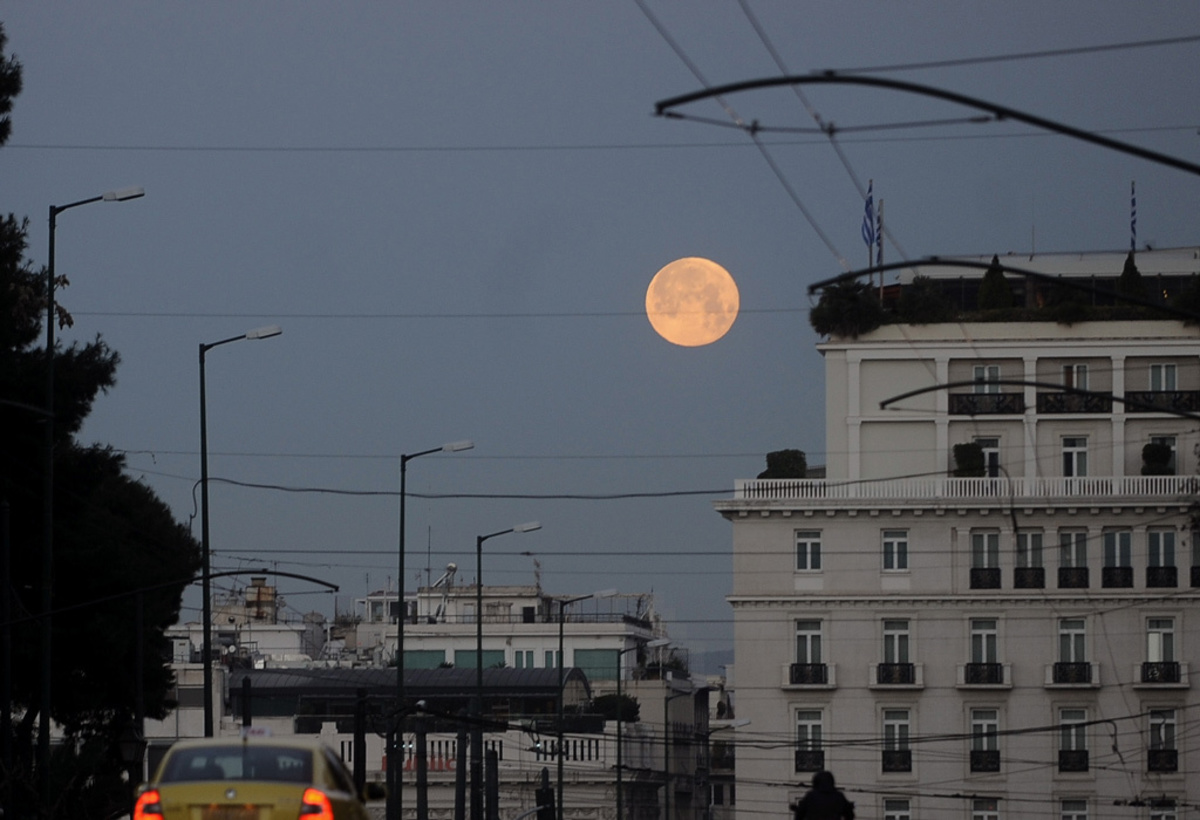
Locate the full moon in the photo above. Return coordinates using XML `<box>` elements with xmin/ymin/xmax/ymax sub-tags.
<box><xmin>645</xmin><ymin>257</ymin><xmax>740</xmax><ymax>346</ymax></box>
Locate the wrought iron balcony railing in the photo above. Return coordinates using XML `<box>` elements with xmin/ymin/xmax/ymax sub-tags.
<box><xmin>1147</xmin><ymin>566</ymin><xmax>1178</xmax><ymax>588</ymax></box>
<box><xmin>1141</xmin><ymin>661</ymin><xmax>1181</xmax><ymax>684</ymax></box>
<box><xmin>877</xmin><ymin>663</ymin><xmax>916</xmax><ymax>685</ymax></box>
<box><xmin>1147</xmin><ymin>748</ymin><xmax>1178</xmax><ymax>773</ymax></box>
<box><xmin>1058</xmin><ymin>750</ymin><xmax>1089</xmax><ymax>772</ymax></box>
<box><xmin>1036</xmin><ymin>392</ymin><xmax>1113</xmax><ymax>414</ymax></box>
<box><xmin>789</xmin><ymin>663</ymin><xmax>829</xmax><ymax>686</ymax></box>
<box><xmin>1058</xmin><ymin>567</ymin><xmax>1089</xmax><ymax>589</ymax></box>
<box><xmin>970</xmin><ymin>749</ymin><xmax>1000</xmax><ymax>772</ymax></box>
<box><xmin>964</xmin><ymin>663</ymin><xmax>1004</xmax><ymax>685</ymax></box>
<box><xmin>1125</xmin><ymin>390</ymin><xmax>1200</xmax><ymax>413</ymax></box>
<box><xmin>1102</xmin><ymin>566</ymin><xmax>1134</xmax><ymax>588</ymax></box>
<box><xmin>949</xmin><ymin>393</ymin><xmax>1025</xmax><ymax>415</ymax></box>
<box><xmin>1013</xmin><ymin>567</ymin><xmax>1045</xmax><ymax>588</ymax></box>
<box><xmin>794</xmin><ymin>749</ymin><xmax>825</xmax><ymax>773</ymax></box>
<box><xmin>1053</xmin><ymin>662</ymin><xmax>1092</xmax><ymax>684</ymax></box>
<box><xmin>970</xmin><ymin>567</ymin><xmax>1001</xmax><ymax>589</ymax></box>
<box><xmin>881</xmin><ymin>749</ymin><xmax>912</xmax><ymax>773</ymax></box>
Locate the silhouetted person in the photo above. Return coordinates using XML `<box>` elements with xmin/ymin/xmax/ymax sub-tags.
<box><xmin>791</xmin><ymin>770</ymin><xmax>854</xmax><ymax>820</ymax></box>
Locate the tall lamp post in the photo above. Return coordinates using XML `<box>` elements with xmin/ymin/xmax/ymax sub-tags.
<box><xmin>390</xmin><ymin>440</ymin><xmax>473</xmax><ymax>820</ymax></box>
<box><xmin>41</xmin><ymin>186</ymin><xmax>144</xmax><ymax>790</ymax></box>
<box><xmin>199</xmin><ymin>325</ymin><xmax>282</xmax><ymax>737</ymax></box>
<box><xmin>616</xmin><ymin>638</ymin><xmax>670</xmax><ymax>820</ymax></box>
<box><xmin>556</xmin><ymin>588</ymin><xmax>617</xmax><ymax>820</ymax></box>
<box><xmin>473</xmin><ymin>522</ymin><xmax>542</xmax><ymax>820</ymax></box>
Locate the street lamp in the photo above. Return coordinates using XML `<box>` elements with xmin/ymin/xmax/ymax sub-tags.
<box><xmin>391</xmin><ymin>440</ymin><xmax>473</xmax><ymax>820</ymax></box>
<box><xmin>199</xmin><ymin>325</ymin><xmax>282</xmax><ymax>737</ymax></box>
<box><xmin>617</xmin><ymin>638</ymin><xmax>670</xmax><ymax>820</ymax></box>
<box><xmin>556</xmin><ymin>588</ymin><xmax>617</xmax><ymax>820</ymax></box>
<box><xmin>473</xmin><ymin>522</ymin><xmax>541</xmax><ymax>820</ymax></box>
<box><xmin>40</xmin><ymin>185</ymin><xmax>144</xmax><ymax>787</ymax></box>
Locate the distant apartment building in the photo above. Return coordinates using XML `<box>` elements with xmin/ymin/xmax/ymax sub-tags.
<box><xmin>718</xmin><ymin>249</ymin><xmax>1200</xmax><ymax>820</ymax></box>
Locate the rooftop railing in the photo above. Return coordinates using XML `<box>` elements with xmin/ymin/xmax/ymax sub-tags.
<box><xmin>732</xmin><ymin>475</ymin><xmax>1199</xmax><ymax>502</ymax></box>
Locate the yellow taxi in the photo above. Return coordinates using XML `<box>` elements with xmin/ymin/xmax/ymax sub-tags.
<box><xmin>134</xmin><ymin>736</ymin><xmax>384</xmax><ymax>820</ymax></box>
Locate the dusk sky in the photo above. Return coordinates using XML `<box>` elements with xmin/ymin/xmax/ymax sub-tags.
<box><xmin>4</xmin><ymin>4</ymin><xmax>1199</xmax><ymax>665</ymax></box>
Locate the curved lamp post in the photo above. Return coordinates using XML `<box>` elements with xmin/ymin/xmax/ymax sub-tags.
<box><xmin>390</xmin><ymin>440</ymin><xmax>472</xmax><ymax>820</ymax></box>
<box><xmin>199</xmin><ymin>325</ymin><xmax>282</xmax><ymax>737</ymax></box>
<box><xmin>472</xmin><ymin>522</ymin><xmax>541</xmax><ymax>820</ymax></box>
<box><xmin>556</xmin><ymin>588</ymin><xmax>617</xmax><ymax>820</ymax></box>
<box><xmin>41</xmin><ymin>186</ymin><xmax>144</xmax><ymax>787</ymax></box>
<box><xmin>616</xmin><ymin>638</ymin><xmax>670</xmax><ymax>820</ymax></box>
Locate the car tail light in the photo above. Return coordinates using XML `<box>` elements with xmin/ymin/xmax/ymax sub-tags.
<box><xmin>133</xmin><ymin>789</ymin><xmax>163</xmax><ymax>820</ymax></box>
<box><xmin>299</xmin><ymin>788</ymin><xmax>335</xmax><ymax>820</ymax></box>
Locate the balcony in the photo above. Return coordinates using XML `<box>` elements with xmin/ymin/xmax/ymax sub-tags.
<box><xmin>881</xmin><ymin>749</ymin><xmax>912</xmax><ymax>773</ymax></box>
<box><xmin>1058</xmin><ymin>567</ymin><xmax>1089</xmax><ymax>589</ymax></box>
<box><xmin>1125</xmin><ymin>390</ymin><xmax>1200</xmax><ymax>414</ymax></box>
<box><xmin>1051</xmin><ymin>662</ymin><xmax>1094</xmax><ymax>685</ymax></box>
<box><xmin>730</xmin><ymin>475</ymin><xmax>1200</xmax><ymax>503</ymax></box>
<box><xmin>1141</xmin><ymin>662</ymin><xmax>1181</xmax><ymax>684</ymax></box>
<box><xmin>964</xmin><ymin>663</ymin><xmax>1004</xmax><ymax>685</ymax></box>
<box><xmin>1193</xmin><ymin>566</ymin><xmax>1200</xmax><ymax>588</ymax></box>
<box><xmin>1102</xmin><ymin>566</ymin><xmax>1134</xmax><ymax>588</ymax></box>
<box><xmin>789</xmin><ymin>663</ymin><xmax>828</xmax><ymax>686</ymax></box>
<box><xmin>970</xmin><ymin>749</ymin><xmax>1000</xmax><ymax>773</ymax></box>
<box><xmin>1037</xmin><ymin>392</ymin><xmax>1113</xmax><ymax>414</ymax></box>
<box><xmin>970</xmin><ymin>567</ymin><xmax>1001</xmax><ymax>589</ymax></box>
<box><xmin>794</xmin><ymin>749</ymin><xmax>825</xmax><ymax>773</ymax></box>
<box><xmin>1012</xmin><ymin>566</ymin><xmax>1044</xmax><ymax>588</ymax></box>
<box><xmin>782</xmin><ymin>663</ymin><xmax>836</xmax><ymax>689</ymax></box>
<box><xmin>1146</xmin><ymin>566</ymin><xmax>1177</xmax><ymax>588</ymax></box>
<box><xmin>876</xmin><ymin>663</ymin><xmax>916</xmax><ymax>685</ymax></box>
<box><xmin>949</xmin><ymin>392</ymin><xmax>1025</xmax><ymax>416</ymax></box>
<box><xmin>1058</xmin><ymin>750</ymin><xmax>1089</xmax><ymax>772</ymax></box>
<box><xmin>1147</xmin><ymin>748</ymin><xmax>1178</xmax><ymax>773</ymax></box>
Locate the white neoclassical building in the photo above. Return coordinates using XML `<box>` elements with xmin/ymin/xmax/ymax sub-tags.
<box><xmin>718</xmin><ymin>249</ymin><xmax>1200</xmax><ymax>820</ymax></box>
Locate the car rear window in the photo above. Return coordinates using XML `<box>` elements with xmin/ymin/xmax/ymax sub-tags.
<box><xmin>162</xmin><ymin>745</ymin><xmax>313</xmax><ymax>783</ymax></box>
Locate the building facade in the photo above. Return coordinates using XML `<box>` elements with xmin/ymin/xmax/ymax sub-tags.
<box><xmin>719</xmin><ymin>267</ymin><xmax>1200</xmax><ymax>820</ymax></box>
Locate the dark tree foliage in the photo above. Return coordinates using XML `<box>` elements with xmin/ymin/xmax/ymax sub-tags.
<box><xmin>0</xmin><ymin>24</ymin><xmax>200</xmax><ymax>818</ymax></box>
<box><xmin>1117</xmin><ymin>251</ymin><xmax>1147</xmax><ymax>302</ymax></box>
<box><xmin>1170</xmin><ymin>274</ymin><xmax>1200</xmax><ymax>326</ymax></box>
<box><xmin>0</xmin><ymin>23</ymin><xmax>21</xmax><ymax>145</ymax></box>
<box><xmin>1141</xmin><ymin>442</ymin><xmax>1174</xmax><ymax>476</ymax></box>
<box><xmin>809</xmin><ymin>279</ymin><xmax>884</xmax><ymax>338</ymax></box>
<box><xmin>757</xmin><ymin>449</ymin><xmax>807</xmax><ymax>479</ymax></box>
<box><xmin>977</xmin><ymin>255</ymin><xmax>1014</xmax><ymax>310</ymax></box>
<box><xmin>897</xmin><ymin>275</ymin><xmax>957</xmax><ymax>324</ymax></box>
<box><xmin>952</xmin><ymin>442</ymin><xmax>985</xmax><ymax>477</ymax></box>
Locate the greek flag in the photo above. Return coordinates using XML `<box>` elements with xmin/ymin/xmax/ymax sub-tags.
<box><xmin>861</xmin><ymin>181</ymin><xmax>875</xmax><ymax>247</ymax></box>
<box><xmin>1130</xmin><ymin>180</ymin><xmax>1137</xmax><ymax>252</ymax></box>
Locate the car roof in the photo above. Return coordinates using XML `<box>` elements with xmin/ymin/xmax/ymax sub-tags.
<box><xmin>165</xmin><ymin>736</ymin><xmax>331</xmax><ymax>752</ymax></box>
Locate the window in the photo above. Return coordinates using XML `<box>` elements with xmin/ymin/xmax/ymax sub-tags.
<box><xmin>883</xmin><ymin>530</ymin><xmax>908</xmax><ymax>571</ymax></box>
<box><xmin>544</xmin><ymin>650</ymin><xmax>561</xmax><ymax>669</ymax></box>
<box><xmin>1060</xmin><ymin>708</ymin><xmax>1087</xmax><ymax>761</ymax></box>
<box><xmin>971</xmin><ymin>619</ymin><xmax>998</xmax><ymax>664</ymax></box>
<box><xmin>1062</xmin><ymin>437</ymin><xmax>1088</xmax><ymax>477</ymax></box>
<box><xmin>1149</xmin><ymin>530</ymin><xmax>1176</xmax><ymax>568</ymax></box>
<box><xmin>1103</xmin><ymin>530</ymin><xmax>1132</xmax><ymax>567</ymax></box>
<box><xmin>1150</xmin><ymin>805</ymin><xmax>1176</xmax><ymax>820</ymax></box>
<box><xmin>972</xmin><ymin>532</ymin><xmax>1000</xmax><ymax>568</ymax></box>
<box><xmin>1063</xmin><ymin>363</ymin><xmax>1089</xmax><ymax>391</ymax></box>
<box><xmin>1150</xmin><ymin>709</ymin><xmax>1176</xmax><ymax>750</ymax></box>
<box><xmin>454</xmin><ymin>649</ymin><xmax>504</xmax><ymax>669</ymax></box>
<box><xmin>795</xmin><ymin>620</ymin><xmax>823</xmax><ymax>665</ymax></box>
<box><xmin>972</xmin><ymin>798</ymin><xmax>999</xmax><ymax>820</ymax></box>
<box><xmin>884</xmin><ymin>620</ymin><xmax>910</xmax><ymax>664</ymax></box>
<box><xmin>575</xmin><ymin>649</ymin><xmax>618</xmax><ymax>681</ymax></box>
<box><xmin>1148</xmin><ymin>618</ymin><xmax>1175</xmax><ymax>662</ymax></box>
<box><xmin>1015</xmin><ymin>530</ymin><xmax>1045</xmax><ymax>588</ymax></box>
<box><xmin>514</xmin><ymin>650</ymin><xmax>534</xmax><ymax>669</ymax></box>
<box><xmin>795</xmin><ymin>531</ymin><xmax>822</xmax><ymax>571</ymax></box>
<box><xmin>796</xmin><ymin>710</ymin><xmax>822</xmax><ymax>751</ymax></box>
<box><xmin>1061</xmin><ymin>799</ymin><xmax>1088</xmax><ymax>820</ymax></box>
<box><xmin>883</xmin><ymin>709</ymin><xmax>910</xmax><ymax>748</ymax></box>
<box><xmin>1150</xmin><ymin>363</ymin><xmax>1177</xmax><ymax>392</ymax></box>
<box><xmin>883</xmin><ymin>799</ymin><xmax>910</xmax><ymax>820</ymax></box>
<box><xmin>1059</xmin><ymin>619</ymin><xmax>1086</xmax><ymax>663</ymax></box>
<box><xmin>971</xmin><ymin>709</ymin><xmax>998</xmax><ymax>750</ymax></box>
<box><xmin>1060</xmin><ymin>531</ymin><xmax>1087</xmax><ymax>568</ymax></box>
<box><xmin>974</xmin><ymin>365</ymin><xmax>1001</xmax><ymax>394</ymax></box>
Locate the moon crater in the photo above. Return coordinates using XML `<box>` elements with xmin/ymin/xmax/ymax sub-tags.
<box><xmin>645</xmin><ymin>257</ymin><xmax>740</xmax><ymax>347</ymax></box>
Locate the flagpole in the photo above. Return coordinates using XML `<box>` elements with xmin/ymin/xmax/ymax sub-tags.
<box><xmin>876</xmin><ymin>198</ymin><xmax>884</xmax><ymax>302</ymax></box>
<box><xmin>1130</xmin><ymin>180</ymin><xmax>1137</xmax><ymax>254</ymax></box>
